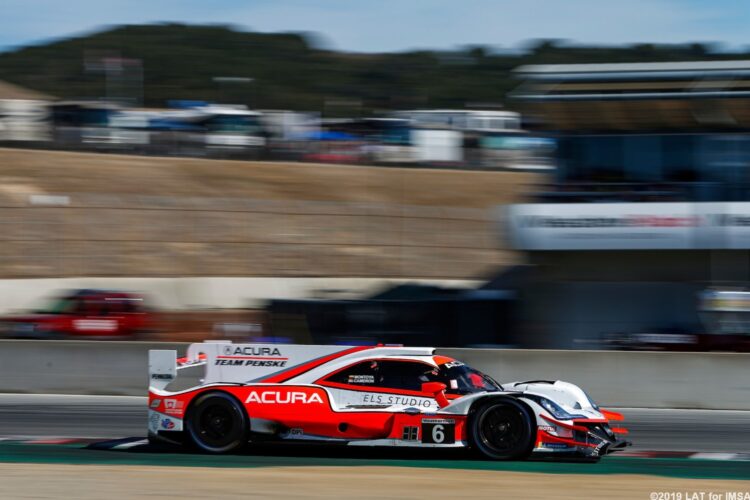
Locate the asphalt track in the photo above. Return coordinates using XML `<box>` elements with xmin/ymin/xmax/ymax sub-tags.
<box><xmin>2</xmin><ymin>394</ymin><xmax>750</xmax><ymax>453</ymax></box>
<box><xmin>2</xmin><ymin>393</ymin><xmax>750</xmax><ymax>494</ymax></box>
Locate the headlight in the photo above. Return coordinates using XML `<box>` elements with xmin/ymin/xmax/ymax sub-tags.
<box><xmin>525</xmin><ymin>395</ymin><xmax>585</xmax><ymax>420</ymax></box>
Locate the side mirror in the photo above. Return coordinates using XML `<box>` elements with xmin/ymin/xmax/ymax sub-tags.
<box><xmin>421</xmin><ymin>381</ymin><xmax>449</xmax><ymax>408</ymax></box>
<box><xmin>421</xmin><ymin>382</ymin><xmax>447</xmax><ymax>394</ymax></box>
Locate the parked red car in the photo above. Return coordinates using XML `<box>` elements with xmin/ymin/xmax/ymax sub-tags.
<box><xmin>0</xmin><ymin>289</ymin><xmax>151</xmax><ymax>339</ymax></box>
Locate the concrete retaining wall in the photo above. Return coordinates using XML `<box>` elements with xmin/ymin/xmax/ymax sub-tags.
<box><xmin>0</xmin><ymin>340</ymin><xmax>187</xmax><ymax>396</ymax></box>
<box><xmin>441</xmin><ymin>348</ymin><xmax>750</xmax><ymax>410</ymax></box>
<box><xmin>1</xmin><ymin>340</ymin><xmax>748</xmax><ymax>409</ymax></box>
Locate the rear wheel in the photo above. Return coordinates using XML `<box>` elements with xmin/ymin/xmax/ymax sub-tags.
<box><xmin>469</xmin><ymin>399</ymin><xmax>534</xmax><ymax>460</ymax></box>
<box><xmin>185</xmin><ymin>392</ymin><xmax>249</xmax><ymax>454</ymax></box>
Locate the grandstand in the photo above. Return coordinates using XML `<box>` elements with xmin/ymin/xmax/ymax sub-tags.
<box><xmin>505</xmin><ymin>61</ymin><xmax>750</xmax><ymax>349</ymax></box>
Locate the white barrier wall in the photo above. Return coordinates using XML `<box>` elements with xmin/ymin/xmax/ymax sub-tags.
<box><xmin>441</xmin><ymin>348</ymin><xmax>750</xmax><ymax>410</ymax></box>
<box><xmin>1</xmin><ymin>341</ymin><xmax>748</xmax><ymax>409</ymax></box>
<box><xmin>0</xmin><ymin>341</ymin><xmax>187</xmax><ymax>396</ymax></box>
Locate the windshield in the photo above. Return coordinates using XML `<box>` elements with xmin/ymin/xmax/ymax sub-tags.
<box><xmin>35</xmin><ymin>296</ymin><xmax>77</xmax><ymax>314</ymax></box>
<box><xmin>424</xmin><ymin>361</ymin><xmax>502</xmax><ymax>395</ymax></box>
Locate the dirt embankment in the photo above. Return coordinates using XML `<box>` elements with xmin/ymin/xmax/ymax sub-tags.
<box><xmin>0</xmin><ymin>148</ymin><xmax>541</xmax><ymax>279</ymax></box>
<box><xmin>2</xmin><ymin>463</ymin><xmax>747</xmax><ymax>499</ymax></box>
<box><xmin>0</xmin><ymin>148</ymin><xmax>539</xmax><ymax>205</ymax></box>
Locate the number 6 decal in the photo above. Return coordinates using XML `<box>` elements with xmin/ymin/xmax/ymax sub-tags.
<box><xmin>432</xmin><ymin>424</ymin><xmax>445</xmax><ymax>443</ymax></box>
<box><xmin>421</xmin><ymin>419</ymin><xmax>455</xmax><ymax>444</ymax></box>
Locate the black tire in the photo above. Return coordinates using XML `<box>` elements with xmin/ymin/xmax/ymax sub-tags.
<box><xmin>469</xmin><ymin>398</ymin><xmax>535</xmax><ymax>460</ymax></box>
<box><xmin>185</xmin><ymin>392</ymin><xmax>249</xmax><ymax>454</ymax></box>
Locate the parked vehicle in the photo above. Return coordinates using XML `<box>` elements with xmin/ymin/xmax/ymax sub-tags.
<box><xmin>0</xmin><ymin>289</ymin><xmax>151</xmax><ymax>339</ymax></box>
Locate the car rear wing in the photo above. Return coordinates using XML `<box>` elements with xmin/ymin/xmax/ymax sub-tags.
<box><xmin>149</xmin><ymin>349</ymin><xmax>179</xmax><ymax>390</ymax></box>
<box><xmin>149</xmin><ymin>341</ymin><xmax>435</xmax><ymax>391</ymax></box>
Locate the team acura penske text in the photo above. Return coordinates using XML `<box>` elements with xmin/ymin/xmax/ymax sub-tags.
<box><xmin>148</xmin><ymin>342</ymin><xmax>630</xmax><ymax>460</ymax></box>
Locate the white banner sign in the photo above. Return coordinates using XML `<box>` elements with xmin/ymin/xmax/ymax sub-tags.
<box><xmin>506</xmin><ymin>202</ymin><xmax>750</xmax><ymax>250</ymax></box>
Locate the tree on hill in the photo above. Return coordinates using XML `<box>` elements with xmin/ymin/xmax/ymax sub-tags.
<box><xmin>0</xmin><ymin>24</ymin><xmax>744</xmax><ymax>114</ymax></box>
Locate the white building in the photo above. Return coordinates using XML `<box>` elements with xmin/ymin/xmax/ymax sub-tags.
<box><xmin>0</xmin><ymin>80</ymin><xmax>53</xmax><ymax>142</ymax></box>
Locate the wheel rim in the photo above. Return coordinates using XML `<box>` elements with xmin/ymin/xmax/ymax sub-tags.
<box><xmin>196</xmin><ymin>404</ymin><xmax>237</xmax><ymax>447</ymax></box>
<box><xmin>477</xmin><ymin>405</ymin><xmax>527</xmax><ymax>455</ymax></box>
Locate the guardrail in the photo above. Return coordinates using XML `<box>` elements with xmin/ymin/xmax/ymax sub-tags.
<box><xmin>1</xmin><ymin>340</ymin><xmax>748</xmax><ymax>409</ymax></box>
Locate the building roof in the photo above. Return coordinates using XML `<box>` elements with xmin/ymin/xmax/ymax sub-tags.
<box><xmin>0</xmin><ymin>80</ymin><xmax>54</xmax><ymax>100</ymax></box>
<box><xmin>514</xmin><ymin>60</ymin><xmax>750</xmax><ymax>82</ymax></box>
<box><xmin>511</xmin><ymin>60</ymin><xmax>750</xmax><ymax>130</ymax></box>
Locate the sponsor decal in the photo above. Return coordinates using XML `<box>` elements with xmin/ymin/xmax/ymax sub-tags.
<box><xmin>538</xmin><ymin>425</ymin><xmax>556</xmax><ymax>433</ymax></box>
<box><xmin>347</xmin><ymin>375</ymin><xmax>374</xmax><ymax>384</ymax></box>
<box><xmin>223</xmin><ymin>346</ymin><xmax>283</xmax><ymax>357</ymax></box>
<box><xmin>164</xmin><ymin>399</ymin><xmax>182</xmax><ymax>410</ymax></box>
<box><xmin>164</xmin><ymin>399</ymin><xmax>185</xmax><ymax>415</ymax></box>
<box><xmin>151</xmin><ymin>373</ymin><xmax>173</xmax><ymax>380</ymax></box>
<box><xmin>443</xmin><ymin>360</ymin><xmax>464</xmax><ymax>368</ymax></box>
<box><xmin>543</xmin><ymin>442</ymin><xmax>570</xmax><ymax>449</ymax></box>
<box><xmin>289</xmin><ymin>428</ymin><xmax>304</xmax><ymax>436</ymax></box>
<box><xmin>149</xmin><ymin>399</ymin><xmax>161</xmax><ymax>409</ymax></box>
<box><xmin>593</xmin><ymin>440</ymin><xmax>608</xmax><ymax>456</ymax></box>
<box><xmin>215</xmin><ymin>359</ymin><xmax>287</xmax><ymax>367</ymax></box>
<box><xmin>148</xmin><ymin>412</ymin><xmax>160</xmax><ymax>432</ymax></box>
<box><xmin>161</xmin><ymin>418</ymin><xmax>175</xmax><ymax>430</ymax></box>
<box><xmin>421</xmin><ymin>418</ymin><xmax>454</xmax><ymax>424</ymax></box>
<box><xmin>245</xmin><ymin>391</ymin><xmax>324</xmax><ymax>404</ymax></box>
<box><xmin>362</xmin><ymin>393</ymin><xmax>435</xmax><ymax>408</ymax></box>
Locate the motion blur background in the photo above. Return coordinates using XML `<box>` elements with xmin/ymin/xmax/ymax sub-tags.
<box><xmin>3</xmin><ymin>1</ymin><xmax>750</xmax><ymax>352</ymax></box>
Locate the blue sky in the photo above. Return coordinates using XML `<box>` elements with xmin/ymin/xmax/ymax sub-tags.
<box><xmin>2</xmin><ymin>0</ymin><xmax>749</xmax><ymax>53</ymax></box>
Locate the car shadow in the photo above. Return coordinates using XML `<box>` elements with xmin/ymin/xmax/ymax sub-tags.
<box><xmin>86</xmin><ymin>437</ymin><xmax>598</xmax><ymax>464</ymax></box>
<box><xmin>89</xmin><ymin>437</ymin><xmax>471</xmax><ymax>461</ymax></box>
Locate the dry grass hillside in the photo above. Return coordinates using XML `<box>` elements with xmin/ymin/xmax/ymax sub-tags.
<box><xmin>0</xmin><ymin>148</ymin><xmax>537</xmax><ymax>206</ymax></box>
<box><xmin>0</xmin><ymin>148</ymin><xmax>542</xmax><ymax>279</ymax></box>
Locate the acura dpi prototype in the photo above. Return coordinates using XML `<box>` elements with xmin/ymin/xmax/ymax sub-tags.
<box><xmin>148</xmin><ymin>342</ymin><xmax>630</xmax><ymax>460</ymax></box>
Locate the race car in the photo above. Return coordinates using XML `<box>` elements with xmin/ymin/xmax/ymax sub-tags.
<box><xmin>148</xmin><ymin>342</ymin><xmax>630</xmax><ymax>460</ymax></box>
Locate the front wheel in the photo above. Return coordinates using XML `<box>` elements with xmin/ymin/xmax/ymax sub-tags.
<box><xmin>185</xmin><ymin>392</ymin><xmax>249</xmax><ymax>454</ymax></box>
<box><xmin>469</xmin><ymin>399</ymin><xmax>535</xmax><ymax>460</ymax></box>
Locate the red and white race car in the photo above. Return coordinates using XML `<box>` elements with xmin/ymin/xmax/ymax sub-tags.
<box><xmin>148</xmin><ymin>342</ymin><xmax>630</xmax><ymax>460</ymax></box>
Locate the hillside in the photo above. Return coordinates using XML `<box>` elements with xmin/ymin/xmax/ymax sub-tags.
<box><xmin>0</xmin><ymin>148</ymin><xmax>539</xmax><ymax>279</ymax></box>
<box><xmin>0</xmin><ymin>148</ymin><xmax>535</xmax><ymax>206</ymax></box>
<box><xmin>0</xmin><ymin>24</ymin><xmax>745</xmax><ymax>112</ymax></box>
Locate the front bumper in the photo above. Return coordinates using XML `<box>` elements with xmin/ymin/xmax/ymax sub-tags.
<box><xmin>533</xmin><ymin>420</ymin><xmax>631</xmax><ymax>459</ymax></box>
